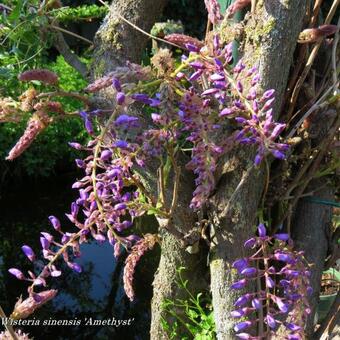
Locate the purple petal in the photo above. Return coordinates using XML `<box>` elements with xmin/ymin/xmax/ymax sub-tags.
<box><xmin>251</xmin><ymin>298</ymin><xmax>261</xmax><ymax>309</ymax></box>
<box><xmin>84</xmin><ymin>118</ymin><xmax>93</xmax><ymax>134</ymax></box>
<box><xmin>211</xmin><ymin>73</ymin><xmax>225</xmax><ymax>81</ymax></box>
<box><xmin>231</xmin><ymin>279</ymin><xmax>247</xmax><ymax>290</ymax></box>
<box><xmin>219</xmin><ymin>108</ymin><xmax>234</xmax><ymax>117</ymax></box>
<box><xmin>68</xmin><ymin>142</ymin><xmax>83</xmax><ymax>150</ymax></box>
<box><xmin>274</xmin><ymin>252</ymin><xmax>294</xmax><ymax>263</ymax></box>
<box><xmin>244</xmin><ymin>237</ymin><xmax>257</xmax><ymax>248</ymax></box>
<box><xmin>100</xmin><ymin>149</ymin><xmax>112</xmax><ymax>161</ymax></box>
<box><xmin>262</xmin><ymin>89</ymin><xmax>275</xmax><ymax>100</ymax></box>
<box><xmin>202</xmin><ymin>88</ymin><xmax>219</xmax><ymax>96</ymax></box>
<box><xmin>114</xmin><ymin>140</ymin><xmax>128</xmax><ymax>149</ymax></box>
<box><xmin>114</xmin><ymin>203</ymin><xmax>127</xmax><ymax>211</ymax></box>
<box><xmin>265</xmin><ymin>275</ymin><xmax>275</xmax><ymax>288</ymax></box>
<box><xmin>9</xmin><ymin>268</ymin><xmax>25</xmax><ymax>280</ymax></box>
<box><xmin>232</xmin><ymin>258</ymin><xmax>248</xmax><ymax>272</ymax></box>
<box><xmin>40</xmin><ymin>237</ymin><xmax>50</xmax><ymax>250</ymax></box>
<box><xmin>285</xmin><ymin>323</ymin><xmax>301</xmax><ymax>331</ymax></box>
<box><xmin>234</xmin><ymin>321</ymin><xmax>252</xmax><ymax>332</ymax></box>
<box><xmin>234</xmin><ymin>294</ymin><xmax>250</xmax><ymax>307</ymax></box>
<box><xmin>231</xmin><ymin>309</ymin><xmax>244</xmax><ymax>318</ymax></box>
<box><xmin>189</xmin><ymin>70</ymin><xmax>203</xmax><ymax>81</ymax></box>
<box><xmin>241</xmin><ymin>267</ymin><xmax>257</xmax><ymax>277</ymax></box>
<box><xmin>266</xmin><ymin>314</ymin><xmax>277</xmax><ymax>329</ymax></box>
<box><xmin>112</xmin><ymin>78</ymin><xmax>121</xmax><ymax>91</ymax></box>
<box><xmin>49</xmin><ymin>216</ymin><xmax>61</xmax><ymax>231</ymax></box>
<box><xmin>22</xmin><ymin>245</ymin><xmax>35</xmax><ymax>262</ymax></box>
<box><xmin>236</xmin><ymin>334</ymin><xmax>251</xmax><ymax>339</ymax></box>
<box><xmin>274</xmin><ymin>233</ymin><xmax>290</xmax><ymax>241</ymax></box>
<box><xmin>116</xmin><ymin>92</ymin><xmax>125</xmax><ymax>105</ymax></box>
<box><xmin>257</xmin><ymin>223</ymin><xmax>266</xmax><ymax>237</ymax></box>
<box><xmin>67</xmin><ymin>262</ymin><xmax>82</xmax><ymax>273</ymax></box>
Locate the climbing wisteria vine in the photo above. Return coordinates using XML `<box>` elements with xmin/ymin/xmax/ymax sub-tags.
<box><xmin>3</xmin><ymin>15</ymin><xmax>303</xmax><ymax>337</ymax></box>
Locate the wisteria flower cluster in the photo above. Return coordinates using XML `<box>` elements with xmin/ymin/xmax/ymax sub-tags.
<box><xmin>231</xmin><ymin>224</ymin><xmax>311</xmax><ymax>340</ymax></box>
<box><xmin>6</xmin><ymin>29</ymin><xmax>289</xmax><ymax>317</ymax></box>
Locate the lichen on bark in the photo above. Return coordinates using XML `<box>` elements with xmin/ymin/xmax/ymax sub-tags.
<box><xmin>208</xmin><ymin>1</ymin><xmax>307</xmax><ymax>338</ymax></box>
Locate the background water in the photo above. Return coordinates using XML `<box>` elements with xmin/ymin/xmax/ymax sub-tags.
<box><xmin>0</xmin><ymin>173</ymin><xmax>159</xmax><ymax>339</ymax></box>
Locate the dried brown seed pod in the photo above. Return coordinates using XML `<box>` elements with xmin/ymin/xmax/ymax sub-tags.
<box><xmin>151</xmin><ymin>48</ymin><xmax>174</xmax><ymax>75</ymax></box>
<box><xmin>10</xmin><ymin>289</ymin><xmax>58</xmax><ymax>319</ymax></box>
<box><xmin>6</xmin><ymin>111</ymin><xmax>52</xmax><ymax>160</ymax></box>
<box><xmin>18</xmin><ymin>69</ymin><xmax>59</xmax><ymax>85</ymax></box>
<box><xmin>164</xmin><ymin>33</ymin><xmax>204</xmax><ymax>50</ymax></box>
<box><xmin>19</xmin><ymin>88</ymin><xmax>37</xmax><ymax>112</ymax></box>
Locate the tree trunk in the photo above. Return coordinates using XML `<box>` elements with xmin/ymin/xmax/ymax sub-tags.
<box><xmin>91</xmin><ymin>2</ymin><xmax>208</xmax><ymax>339</ymax></box>
<box><xmin>209</xmin><ymin>1</ymin><xmax>307</xmax><ymax>338</ymax></box>
<box><xmin>292</xmin><ymin>181</ymin><xmax>333</xmax><ymax>337</ymax></box>
<box><xmin>292</xmin><ymin>106</ymin><xmax>337</xmax><ymax>336</ymax></box>
<box><xmin>92</xmin><ymin>0</ymin><xmax>168</xmax><ymax>74</ymax></box>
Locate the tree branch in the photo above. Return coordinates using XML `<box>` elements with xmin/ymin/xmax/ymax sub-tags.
<box><xmin>53</xmin><ymin>30</ymin><xmax>88</xmax><ymax>78</ymax></box>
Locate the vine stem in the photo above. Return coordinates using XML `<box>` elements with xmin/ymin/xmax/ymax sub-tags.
<box><xmin>91</xmin><ymin>109</ymin><xmax>122</xmax><ymax>241</ymax></box>
<box><xmin>262</xmin><ymin>242</ymin><xmax>270</xmax><ymax>336</ymax></box>
<box><xmin>37</xmin><ymin>91</ymin><xmax>90</xmax><ymax>106</ymax></box>
<box><xmin>28</xmin><ymin>231</ymin><xmax>81</xmax><ymax>291</ymax></box>
<box><xmin>0</xmin><ymin>305</ymin><xmax>18</xmax><ymax>340</ymax></box>
<box><xmin>256</xmin><ymin>260</ymin><xmax>264</xmax><ymax>338</ymax></box>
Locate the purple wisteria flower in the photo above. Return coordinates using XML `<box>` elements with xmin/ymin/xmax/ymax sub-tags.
<box><xmin>230</xmin><ymin>223</ymin><xmax>311</xmax><ymax>338</ymax></box>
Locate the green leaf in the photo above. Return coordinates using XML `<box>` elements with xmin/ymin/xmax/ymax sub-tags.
<box><xmin>8</xmin><ymin>0</ymin><xmax>24</xmax><ymax>22</ymax></box>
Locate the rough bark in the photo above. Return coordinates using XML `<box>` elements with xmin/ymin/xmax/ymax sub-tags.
<box><xmin>91</xmin><ymin>1</ymin><xmax>208</xmax><ymax>339</ymax></box>
<box><xmin>292</xmin><ymin>107</ymin><xmax>337</xmax><ymax>337</ymax></box>
<box><xmin>93</xmin><ymin>0</ymin><xmax>168</xmax><ymax>75</ymax></box>
<box><xmin>209</xmin><ymin>1</ymin><xmax>307</xmax><ymax>338</ymax></box>
<box><xmin>292</xmin><ymin>180</ymin><xmax>333</xmax><ymax>337</ymax></box>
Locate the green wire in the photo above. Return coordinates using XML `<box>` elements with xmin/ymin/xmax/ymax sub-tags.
<box><xmin>305</xmin><ymin>197</ymin><xmax>340</xmax><ymax>208</ymax></box>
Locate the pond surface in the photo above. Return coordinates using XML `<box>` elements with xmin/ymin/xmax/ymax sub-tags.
<box><xmin>0</xmin><ymin>173</ymin><xmax>159</xmax><ymax>339</ymax></box>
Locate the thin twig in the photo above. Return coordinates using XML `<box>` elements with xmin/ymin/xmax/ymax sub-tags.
<box><xmin>97</xmin><ymin>0</ymin><xmax>183</xmax><ymax>50</ymax></box>
<box><xmin>310</xmin><ymin>0</ymin><xmax>324</xmax><ymax>26</ymax></box>
<box><xmin>276</xmin><ymin>115</ymin><xmax>340</xmax><ymax>231</ymax></box>
<box><xmin>286</xmin><ymin>0</ymin><xmax>340</xmax><ymax>118</ymax></box>
<box><xmin>0</xmin><ymin>305</ymin><xmax>18</xmax><ymax>340</ymax></box>
<box><xmin>256</xmin><ymin>260</ymin><xmax>264</xmax><ymax>337</ymax></box>
<box><xmin>331</xmin><ymin>16</ymin><xmax>340</xmax><ymax>88</ymax></box>
<box><xmin>157</xmin><ymin>166</ymin><xmax>166</xmax><ymax>208</ymax></box>
<box><xmin>49</xmin><ymin>24</ymin><xmax>93</xmax><ymax>45</ymax></box>
<box><xmin>53</xmin><ymin>30</ymin><xmax>88</xmax><ymax>78</ymax></box>
<box><xmin>286</xmin><ymin>86</ymin><xmax>333</xmax><ymax>139</ymax></box>
<box><xmin>37</xmin><ymin>90</ymin><xmax>90</xmax><ymax>106</ymax></box>
<box><xmin>169</xmin><ymin>166</ymin><xmax>181</xmax><ymax>217</ymax></box>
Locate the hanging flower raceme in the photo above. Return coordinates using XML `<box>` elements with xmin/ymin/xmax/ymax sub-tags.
<box><xmin>231</xmin><ymin>224</ymin><xmax>311</xmax><ymax>339</ymax></box>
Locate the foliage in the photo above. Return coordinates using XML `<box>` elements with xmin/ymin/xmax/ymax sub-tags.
<box><xmin>51</xmin><ymin>4</ymin><xmax>108</xmax><ymax>23</ymax></box>
<box><xmin>161</xmin><ymin>267</ymin><xmax>216</xmax><ymax>340</ymax></box>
